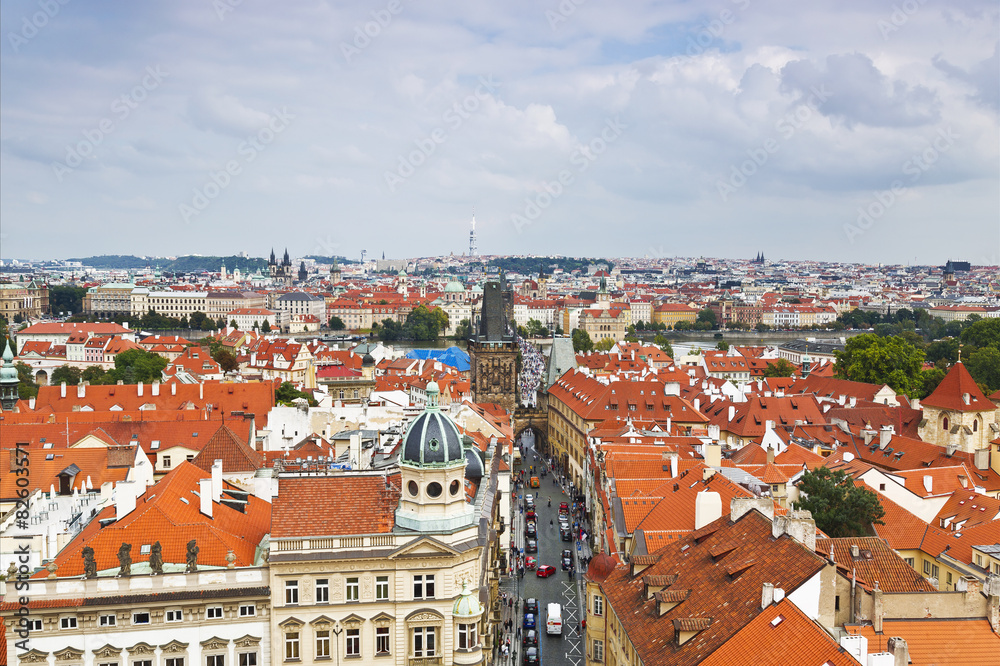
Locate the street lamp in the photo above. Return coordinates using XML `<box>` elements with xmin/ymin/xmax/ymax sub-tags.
<box><xmin>332</xmin><ymin>621</ymin><xmax>342</xmax><ymax>666</ymax></box>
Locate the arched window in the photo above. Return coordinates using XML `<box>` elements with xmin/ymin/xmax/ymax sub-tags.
<box><xmin>973</xmin><ymin>419</ymin><xmax>978</xmax><ymax>432</ymax></box>
<box><xmin>942</xmin><ymin>417</ymin><xmax>949</xmax><ymax>431</ymax></box>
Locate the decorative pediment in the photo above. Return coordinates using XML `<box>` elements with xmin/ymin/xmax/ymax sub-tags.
<box><xmin>93</xmin><ymin>645</ymin><xmax>122</xmax><ymax>659</ymax></box>
<box><xmin>54</xmin><ymin>648</ymin><xmax>84</xmax><ymax>662</ymax></box>
<box><xmin>18</xmin><ymin>650</ymin><xmax>49</xmax><ymax>664</ymax></box>
<box><xmin>159</xmin><ymin>640</ymin><xmax>189</xmax><ymax>654</ymax></box>
<box><xmin>233</xmin><ymin>636</ymin><xmax>261</xmax><ymax>649</ymax></box>
<box><xmin>200</xmin><ymin>638</ymin><xmax>230</xmax><ymax>652</ymax></box>
<box><xmin>310</xmin><ymin>615</ymin><xmax>335</xmax><ymax>628</ymax></box>
<box><xmin>128</xmin><ymin>643</ymin><xmax>156</xmax><ymax>657</ymax></box>
<box><xmin>405</xmin><ymin>608</ymin><xmax>445</xmax><ymax>623</ymax></box>
<box><xmin>390</xmin><ymin>536</ymin><xmax>460</xmax><ymax>559</ymax></box>
<box><xmin>278</xmin><ymin>617</ymin><xmax>304</xmax><ymax>629</ymax></box>
<box><xmin>341</xmin><ymin>613</ymin><xmax>364</xmax><ymax>628</ymax></box>
<box><xmin>372</xmin><ymin>612</ymin><xmax>395</xmax><ymax>627</ymax></box>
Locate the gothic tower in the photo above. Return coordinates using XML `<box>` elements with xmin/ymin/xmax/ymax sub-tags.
<box><xmin>468</xmin><ymin>273</ymin><xmax>518</xmax><ymax>411</ymax></box>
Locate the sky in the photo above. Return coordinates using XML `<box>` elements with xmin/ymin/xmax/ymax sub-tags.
<box><xmin>1</xmin><ymin>0</ymin><xmax>998</xmax><ymax>265</ymax></box>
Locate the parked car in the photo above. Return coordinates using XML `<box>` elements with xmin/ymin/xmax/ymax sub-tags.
<box><xmin>523</xmin><ymin>613</ymin><xmax>536</xmax><ymax>629</ymax></box>
<box><xmin>561</xmin><ymin>549</ymin><xmax>573</xmax><ymax>570</ymax></box>
<box><xmin>526</xmin><ymin>522</ymin><xmax>537</xmax><ymax>537</ymax></box>
<box><xmin>559</xmin><ymin>502</ymin><xmax>569</xmax><ymax>513</ymax></box>
<box><xmin>536</xmin><ymin>564</ymin><xmax>557</xmax><ymax>578</ymax></box>
<box><xmin>526</xmin><ymin>510</ymin><xmax>537</xmax><ymax>521</ymax></box>
<box><xmin>526</xmin><ymin>556</ymin><xmax>537</xmax><ymax>570</ymax></box>
<box><xmin>524</xmin><ymin>646</ymin><xmax>540</xmax><ymax>665</ymax></box>
<box><xmin>525</xmin><ymin>598</ymin><xmax>539</xmax><ymax>615</ymax></box>
<box><xmin>530</xmin><ymin>476</ymin><xmax>540</xmax><ymax>488</ymax></box>
<box><xmin>526</xmin><ymin>539</ymin><xmax>538</xmax><ymax>553</ymax></box>
<box><xmin>560</xmin><ymin>526</ymin><xmax>573</xmax><ymax>542</ymax></box>
<box><xmin>522</xmin><ymin>629</ymin><xmax>539</xmax><ymax>647</ymax></box>
<box><xmin>525</xmin><ymin>495</ymin><xmax>535</xmax><ymax>508</ymax></box>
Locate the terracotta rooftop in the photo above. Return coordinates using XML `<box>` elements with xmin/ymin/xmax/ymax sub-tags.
<box><xmin>272</xmin><ymin>473</ymin><xmax>402</xmax><ymax>538</ymax></box>
<box><xmin>598</xmin><ymin>509</ymin><xmax>826</xmax><ymax>666</ymax></box>
<box><xmin>191</xmin><ymin>424</ymin><xmax>264</xmax><ymax>473</ymax></box>
<box><xmin>816</xmin><ymin>536</ymin><xmax>936</xmax><ymax>593</ymax></box>
<box><xmin>845</xmin><ymin>618</ymin><xmax>1000</xmax><ymax>665</ymax></box>
<box><xmin>920</xmin><ymin>362</ymin><xmax>994</xmax><ymax>412</ymax></box>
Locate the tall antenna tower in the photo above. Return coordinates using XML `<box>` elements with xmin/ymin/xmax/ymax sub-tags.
<box><xmin>469</xmin><ymin>209</ymin><xmax>478</xmax><ymax>257</ymax></box>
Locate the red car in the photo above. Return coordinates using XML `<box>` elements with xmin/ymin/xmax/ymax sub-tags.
<box><xmin>526</xmin><ymin>510</ymin><xmax>537</xmax><ymax>521</ymax></box>
<box><xmin>536</xmin><ymin>564</ymin><xmax>557</xmax><ymax>578</ymax></box>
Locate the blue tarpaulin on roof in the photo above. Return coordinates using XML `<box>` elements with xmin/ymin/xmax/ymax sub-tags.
<box><xmin>405</xmin><ymin>346</ymin><xmax>471</xmax><ymax>372</ymax></box>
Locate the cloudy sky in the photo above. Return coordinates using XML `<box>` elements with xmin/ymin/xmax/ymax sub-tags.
<box><xmin>1</xmin><ymin>0</ymin><xmax>997</xmax><ymax>265</ymax></box>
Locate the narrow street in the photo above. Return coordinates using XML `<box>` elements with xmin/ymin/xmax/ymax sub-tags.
<box><xmin>497</xmin><ymin>432</ymin><xmax>590</xmax><ymax>666</ymax></box>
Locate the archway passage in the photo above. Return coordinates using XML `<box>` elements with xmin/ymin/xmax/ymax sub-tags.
<box><xmin>34</xmin><ymin>369</ymin><xmax>48</xmax><ymax>386</ymax></box>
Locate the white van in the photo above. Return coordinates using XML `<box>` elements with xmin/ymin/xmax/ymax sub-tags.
<box><xmin>546</xmin><ymin>603</ymin><xmax>562</xmax><ymax>635</ymax></box>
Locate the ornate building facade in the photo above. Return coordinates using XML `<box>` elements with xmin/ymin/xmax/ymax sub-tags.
<box><xmin>469</xmin><ymin>275</ymin><xmax>518</xmax><ymax>412</ymax></box>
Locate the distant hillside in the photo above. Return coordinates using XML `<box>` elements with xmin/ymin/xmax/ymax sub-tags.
<box><xmin>70</xmin><ymin>255</ymin><xmax>269</xmax><ymax>273</ymax></box>
<box><xmin>469</xmin><ymin>256</ymin><xmax>607</xmax><ymax>275</ymax></box>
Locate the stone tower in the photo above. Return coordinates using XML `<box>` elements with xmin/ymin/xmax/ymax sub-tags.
<box><xmin>468</xmin><ymin>271</ymin><xmax>518</xmax><ymax>411</ymax></box>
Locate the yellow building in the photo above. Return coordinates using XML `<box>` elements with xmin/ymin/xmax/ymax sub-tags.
<box><xmin>651</xmin><ymin>302</ymin><xmax>698</xmax><ymax>328</ymax></box>
<box><xmin>0</xmin><ymin>279</ymin><xmax>48</xmax><ymax>321</ymax></box>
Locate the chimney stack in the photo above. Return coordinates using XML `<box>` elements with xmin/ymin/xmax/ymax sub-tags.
<box><xmin>946</xmin><ymin>443</ymin><xmax>958</xmax><ymax>457</ymax></box>
<box><xmin>200</xmin><ymin>382</ymin><xmax>204</xmax><ymax>400</ymax></box>
<box><xmin>974</xmin><ymin>448</ymin><xmax>989</xmax><ymax>470</ymax></box>
<box><xmin>60</xmin><ymin>382</ymin><xmax>67</xmax><ymax>398</ymax></box>
<box><xmin>879</xmin><ymin>426</ymin><xmax>892</xmax><ymax>449</ymax></box>
<box><xmin>772</xmin><ymin>510</ymin><xmax>816</xmax><ymax>552</ymax></box>
<box><xmin>137</xmin><ymin>381</ymin><xmax>143</xmax><ymax>397</ymax></box>
<box><xmin>670</xmin><ymin>454</ymin><xmax>678</xmax><ymax>478</ymax></box>
<box><xmin>695</xmin><ymin>491</ymin><xmax>722</xmax><ymax>529</ymax></box>
<box><xmin>728</xmin><ymin>405</ymin><xmax>735</xmax><ymax>421</ymax></box>
<box><xmin>115</xmin><ymin>481</ymin><xmax>137</xmax><ymax>520</ymax></box>
<box><xmin>761</xmin><ymin>582</ymin><xmax>774</xmax><ymax>609</ymax></box>
<box><xmin>199</xmin><ymin>477</ymin><xmax>213</xmax><ymax>517</ymax></box>
<box><xmin>873</xmin><ymin>584</ymin><xmax>884</xmax><ymax>633</ymax></box>
<box><xmin>887</xmin><ymin>637</ymin><xmax>908</xmax><ymax>666</ymax></box>
<box><xmin>703</xmin><ymin>443</ymin><xmax>721</xmax><ymax>468</ymax></box>
<box><xmin>171</xmin><ymin>382</ymin><xmax>177</xmax><ymax>396</ymax></box>
<box><xmin>963</xmin><ymin>392</ymin><xmax>970</xmax><ymax>405</ymax></box>
<box><xmin>211</xmin><ymin>460</ymin><xmax>223</xmax><ymax>502</ymax></box>
<box><xmin>77</xmin><ymin>382</ymin><xmax>85</xmax><ymax>398</ymax></box>
<box><xmin>850</xmin><ymin>544</ymin><xmax>860</xmax><ymax>558</ymax></box>
<box><xmin>862</xmin><ymin>428</ymin><xmax>877</xmax><ymax>446</ymax></box>
<box><xmin>29</xmin><ymin>396</ymin><xmax>35</xmax><ymax>409</ymax></box>
<box><xmin>152</xmin><ymin>381</ymin><xmax>160</xmax><ymax>396</ymax></box>
<box><xmin>730</xmin><ymin>497</ymin><xmax>775</xmax><ymax>523</ymax></box>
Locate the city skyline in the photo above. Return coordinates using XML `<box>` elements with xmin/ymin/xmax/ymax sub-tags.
<box><xmin>1</xmin><ymin>1</ymin><xmax>998</xmax><ymax>264</ymax></box>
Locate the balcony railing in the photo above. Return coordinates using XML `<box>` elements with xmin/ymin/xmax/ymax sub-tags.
<box><xmin>407</xmin><ymin>657</ymin><xmax>442</xmax><ymax>666</ymax></box>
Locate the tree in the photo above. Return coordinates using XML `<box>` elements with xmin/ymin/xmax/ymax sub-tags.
<box><xmin>377</xmin><ymin>318</ymin><xmax>404</xmax><ymax>341</ymax></box>
<box><xmin>763</xmin><ymin>358</ymin><xmax>797</xmax><ymax>377</ymax></box>
<box><xmin>925</xmin><ymin>338</ymin><xmax>959</xmax><ymax>365</ymax></box>
<box><xmin>834</xmin><ymin>334</ymin><xmax>925</xmax><ymax>396</ymax></box>
<box><xmin>110</xmin><ymin>349</ymin><xmax>168</xmax><ymax>384</ymax></box>
<box><xmin>755</xmin><ymin>322</ymin><xmax>771</xmax><ymax>332</ymax></box>
<box><xmin>81</xmin><ymin>365</ymin><xmax>107</xmax><ymax>384</ymax></box>
<box><xmin>960</xmin><ymin>318</ymin><xmax>1000</xmax><ymax>351</ymax></box>
<box><xmin>261</xmin><ymin>320</ymin><xmax>271</xmax><ymax>333</ymax></box>
<box><xmin>275</xmin><ymin>381</ymin><xmax>317</xmax><ymax>406</ymax></box>
<box><xmin>919</xmin><ymin>367</ymin><xmax>946</xmax><ymax>398</ymax></box>
<box><xmin>214</xmin><ymin>350</ymin><xmax>239</xmax><ymax>373</ymax></box>
<box><xmin>595</xmin><ymin>337</ymin><xmax>616</xmax><ymax>352</ymax></box>
<box><xmin>716</xmin><ymin>340</ymin><xmax>730</xmax><ymax>351</ymax></box>
<box><xmin>229</xmin><ymin>319</ymin><xmax>238</xmax><ymax>329</ymax></box>
<box><xmin>49</xmin><ymin>285</ymin><xmax>87</xmax><ymax>316</ymax></box>
<box><xmin>404</xmin><ymin>304</ymin><xmax>448</xmax><ymax>341</ymax></box>
<box><xmin>674</xmin><ymin>320</ymin><xmax>693</xmax><ymax>331</ymax></box>
<box><xmin>454</xmin><ymin>318</ymin><xmax>472</xmax><ymax>339</ymax></box>
<box><xmin>795</xmin><ymin>467</ymin><xmax>885</xmax><ymax>538</ymax></box>
<box><xmin>525</xmin><ymin>319</ymin><xmax>545</xmax><ymax>338</ymax></box>
<box><xmin>653</xmin><ymin>334</ymin><xmax>673</xmax><ymax>357</ymax></box>
<box><xmin>329</xmin><ymin>316</ymin><xmax>346</xmax><ymax>330</ymax></box>
<box><xmin>189</xmin><ymin>311</ymin><xmax>208</xmax><ymax>330</ymax></box>
<box><xmin>572</xmin><ymin>329</ymin><xmax>593</xmax><ymax>353</ymax></box>
<box><xmin>696</xmin><ymin>308</ymin><xmax>718</xmax><ymax>330</ymax></box>
<box><xmin>50</xmin><ymin>365</ymin><xmax>82</xmax><ymax>386</ymax></box>
<box><xmin>14</xmin><ymin>362</ymin><xmax>38</xmax><ymax>400</ymax></box>
<box><xmin>966</xmin><ymin>347</ymin><xmax>1000</xmax><ymax>393</ymax></box>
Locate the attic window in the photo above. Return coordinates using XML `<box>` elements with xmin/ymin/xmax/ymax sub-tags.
<box><xmin>140</xmin><ymin>544</ymin><xmax>151</xmax><ymax>554</ymax></box>
<box><xmin>770</xmin><ymin>615</ymin><xmax>785</xmax><ymax>627</ymax></box>
<box><xmin>43</xmin><ymin>442</ymin><xmax>53</xmax><ymax>449</ymax></box>
<box><xmin>46</xmin><ymin>454</ymin><xmax>55</xmax><ymax>460</ymax></box>
<box><xmin>151</xmin><ymin>441</ymin><xmax>160</xmax><ymax>450</ymax></box>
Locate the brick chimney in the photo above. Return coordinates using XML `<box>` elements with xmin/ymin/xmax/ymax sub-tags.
<box><xmin>730</xmin><ymin>497</ymin><xmax>774</xmax><ymax>523</ymax></box>
<box><xmin>879</xmin><ymin>425</ymin><xmax>893</xmax><ymax>449</ymax></box>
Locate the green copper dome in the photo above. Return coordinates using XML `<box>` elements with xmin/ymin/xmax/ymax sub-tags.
<box><xmin>0</xmin><ymin>340</ymin><xmax>17</xmax><ymax>383</ymax></box>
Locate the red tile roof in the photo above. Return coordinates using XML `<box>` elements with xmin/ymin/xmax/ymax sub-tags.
<box><xmin>816</xmin><ymin>536</ymin><xmax>936</xmax><ymax>593</ymax></box>
<box><xmin>701</xmin><ymin>598</ymin><xmax>856</xmax><ymax>666</ymax></box>
<box><xmin>272</xmin><ymin>473</ymin><xmax>402</xmax><ymax>537</ymax></box>
<box><xmin>921</xmin><ymin>362</ymin><xmax>994</xmax><ymax>412</ymax></box>
<box><xmin>845</xmin><ymin>618</ymin><xmax>1000</xmax><ymax>665</ymax></box>
<box><xmin>598</xmin><ymin>510</ymin><xmax>827</xmax><ymax>666</ymax></box>
<box><xmin>37</xmin><ymin>462</ymin><xmax>271</xmax><ymax>577</ymax></box>
<box><xmin>192</xmin><ymin>424</ymin><xmax>263</xmax><ymax>473</ymax></box>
